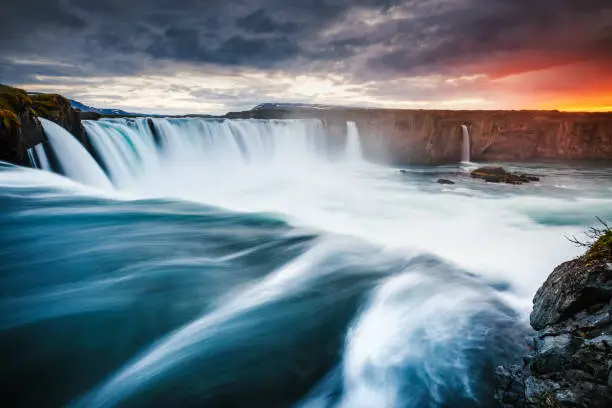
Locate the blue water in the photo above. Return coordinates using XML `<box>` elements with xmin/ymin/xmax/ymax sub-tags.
<box><xmin>1</xmin><ymin>118</ymin><xmax>611</xmax><ymax>407</ymax></box>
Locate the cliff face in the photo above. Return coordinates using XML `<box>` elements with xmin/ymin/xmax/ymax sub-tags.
<box><xmin>0</xmin><ymin>85</ymin><xmax>46</xmax><ymax>166</ymax></box>
<box><xmin>495</xmin><ymin>231</ymin><xmax>612</xmax><ymax>408</ymax></box>
<box><xmin>0</xmin><ymin>85</ymin><xmax>87</xmax><ymax>166</ymax></box>
<box><xmin>227</xmin><ymin>108</ymin><xmax>612</xmax><ymax>164</ymax></box>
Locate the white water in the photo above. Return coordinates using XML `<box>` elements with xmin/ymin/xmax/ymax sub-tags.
<box><xmin>34</xmin><ymin>143</ymin><xmax>51</xmax><ymax>171</ymax></box>
<box><xmin>39</xmin><ymin>118</ymin><xmax>112</xmax><ymax>189</ymax></box>
<box><xmin>4</xmin><ymin>116</ymin><xmax>612</xmax><ymax>407</ymax></box>
<box><xmin>461</xmin><ymin>125</ymin><xmax>470</xmax><ymax>163</ymax></box>
<box><xmin>346</xmin><ymin>122</ymin><xmax>363</xmax><ymax>162</ymax></box>
<box><xmin>29</xmin><ymin>117</ymin><xmax>610</xmax><ymax>303</ymax></box>
<box><xmin>26</xmin><ymin>148</ymin><xmax>36</xmax><ymax>168</ymax></box>
<box><xmin>28</xmin><ymin>143</ymin><xmax>51</xmax><ymax>170</ymax></box>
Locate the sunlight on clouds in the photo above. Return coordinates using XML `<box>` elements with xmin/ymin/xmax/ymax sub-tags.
<box><xmin>19</xmin><ymin>66</ymin><xmax>527</xmax><ymax>114</ymax></box>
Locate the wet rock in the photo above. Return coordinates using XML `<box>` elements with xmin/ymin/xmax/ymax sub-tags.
<box><xmin>0</xmin><ymin>85</ymin><xmax>46</xmax><ymax>165</ymax></box>
<box><xmin>78</xmin><ymin>110</ymin><xmax>102</xmax><ymax>121</ymax></box>
<box><xmin>437</xmin><ymin>178</ymin><xmax>455</xmax><ymax>185</ymax></box>
<box><xmin>471</xmin><ymin>166</ymin><xmax>540</xmax><ymax>185</ymax></box>
<box><xmin>30</xmin><ymin>93</ymin><xmax>87</xmax><ymax>145</ymax></box>
<box><xmin>495</xmin><ymin>233</ymin><xmax>612</xmax><ymax>408</ymax></box>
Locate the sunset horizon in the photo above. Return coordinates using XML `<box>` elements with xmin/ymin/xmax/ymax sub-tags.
<box><xmin>2</xmin><ymin>1</ymin><xmax>610</xmax><ymax>115</ymax></box>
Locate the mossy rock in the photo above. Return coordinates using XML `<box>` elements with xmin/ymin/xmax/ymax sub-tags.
<box><xmin>586</xmin><ymin>230</ymin><xmax>612</xmax><ymax>263</ymax></box>
<box><xmin>30</xmin><ymin>93</ymin><xmax>72</xmax><ymax>122</ymax></box>
<box><xmin>471</xmin><ymin>166</ymin><xmax>540</xmax><ymax>185</ymax></box>
<box><xmin>0</xmin><ymin>109</ymin><xmax>20</xmax><ymax>136</ymax></box>
<box><xmin>0</xmin><ymin>84</ymin><xmax>33</xmax><ymax>113</ymax></box>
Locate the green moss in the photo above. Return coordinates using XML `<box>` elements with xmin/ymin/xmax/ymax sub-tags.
<box><xmin>0</xmin><ymin>109</ymin><xmax>20</xmax><ymax>135</ymax></box>
<box><xmin>0</xmin><ymin>84</ymin><xmax>32</xmax><ymax>113</ymax></box>
<box><xmin>30</xmin><ymin>93</ymin><xmax>70</xmax><ymax>122</ymax></box>
<box><xmin>586</xmin><ymin>230</ymin><xmax>612</xmax><ymax>262</ymax></box>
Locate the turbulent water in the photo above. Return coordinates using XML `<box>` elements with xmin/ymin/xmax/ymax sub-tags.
<box><xmin>1</xmin><ymin>117</ymin><xmax>612</xmax><ymax>408</ymax></box>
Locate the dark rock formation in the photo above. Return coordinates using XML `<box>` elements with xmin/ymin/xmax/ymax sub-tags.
<box><xmin>471</xmin><ymin>167</ymin><xmax>540</xmax><ymax>185</ymax></box>
<box><xmin>495</xmin><ymin>230</ymin><xmax>612</xmax><ymax>407</ymax></box>
<box><xmin>0</xmin><ymin>85</ymin><xmax>46</xmax><ymax>165</ymax></box>
<box><xmin>437</xmin><ymin>178</ymin><xmax>455</xmax><ymax>185</ymax></box>
<box><xmin>29</xmin><ymin>93</ymin><xmax>90</xmax><ymax>147</ymax></box>
<box><xmin>77</xmin><ymin>110</ymin><xmax>102</xmax><ymax>121</ymax></box>
<box><xmin>0</xmin><ymin>85</ymin><xmax>90</xmax><ymax>166</ymax></box>
<box><xmin>226</xmin><ymin>107</ymin><xmax>612</xmax><ymax>164</ymax></box>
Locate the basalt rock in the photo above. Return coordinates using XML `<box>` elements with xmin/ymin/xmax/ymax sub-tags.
<box><xmin>30</xmin><ymin>93</ymin><xmax>89</xmax><ymax>147</ymax></box>
<box><xmin>471</xmin><ymin>167</ymin><xmax>540</xmax><ymax>185</ymax></box>
<box><xmin>0</xmin><ymin>85</ymin><xmax>46</xmax><ymax>165</ymax></box>
<box><xmin>495</xmin><ymin>231</ymin><xmax>612</xmax><ymax>408</ymax></box>
<box><xmin>437</xmin><ymin>178</ymin><xmax>455</xmax><ymax>185</ymax></box>
<box><xmin>0</xmin><ymin>85</ymin><xmax>90</xmax><ymax>166</ymax></box>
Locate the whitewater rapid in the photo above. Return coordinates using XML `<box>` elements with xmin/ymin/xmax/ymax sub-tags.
<box><xmin>1</xmin><ymin>116</ymin><xmax>611</xmax><ymax>407</ymax></box>
<box><xmin>80</xmin><ymin>117</ymin><xmax>609</xmax><ymax>301</ymax></box>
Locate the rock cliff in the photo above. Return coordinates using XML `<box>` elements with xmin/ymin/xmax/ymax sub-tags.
<box><xmin>495</xmin><ymin>227</ymin><xmax>612</xmax><ymax>407</ymax></box>
<box><xmin>226</xmin><ymin>107</ymin><xmax>612</xmax><ymax>164</ymax></box>
<box><xmin>0</xmin><ymin>85</ymin><xmax>47</xmax><ymax>166</ymax></box>
<box><xmin>0</xmin><ymin>85</ymin><xmax>87</xmax><ymax>166</ymax></box>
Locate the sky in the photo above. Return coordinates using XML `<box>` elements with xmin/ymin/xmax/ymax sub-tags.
<box><xmin>1</xmin><ymin>0</ymin><xmax>611</xmax><ymax>114</ymax></box>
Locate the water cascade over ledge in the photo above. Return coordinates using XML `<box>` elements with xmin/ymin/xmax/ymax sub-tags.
<box><xmin>1</xmin><ymin>115</ymin><xmax>611</xmax><ymax>408</ymax></box>
<box><xmin>461</xmin><ymin>125</ymin><xmax>471</xmax><ymax>163</ymax></box>
<box><xmin>345</xmin><ymin>121</ymin><xmax>363</xmax><ymax>162</ymax></box>
<box><xmin>39</xmin><ymin>118</ymin><xmax>113</xmax><ymax>189</ymax></box>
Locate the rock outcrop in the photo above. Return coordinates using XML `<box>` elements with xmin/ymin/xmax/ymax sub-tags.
<box><xmin>471</xmin><ymin>167</ymin><xmax>540</xmax><ymax>185</ymax></box>
<box><xmin>226</xmin><ymin>107</ymin><xmax>612</xmax><ymax>164</ymax></box>
<box><xmin>0</xmin><ymin>85</ymin><xmax>47</xmax><ymax>166</ymax></box>
<box><xmin>0</xmin><ymin>85</ymin><xmax>87</xmax><ymax>166</ymax></box>
<box><xmin>495</xmin><ymin>229</ymin><xmax>612</xmax><ymax>407</ymax></box>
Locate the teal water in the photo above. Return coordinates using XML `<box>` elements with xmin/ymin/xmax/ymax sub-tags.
<box><xmin>1</xmin><ymin>118</ymin><xmax>611</xmax><ymax>407</ymax></box>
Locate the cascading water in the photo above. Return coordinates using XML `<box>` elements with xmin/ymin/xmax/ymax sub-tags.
<box><xmin>39</xmin><ymin>118</ymin><xmax>112</xmax><ymax>189</ymax></box>
<box><xmin>83</xmin><ymin>118</ymin><xmax>328</xmax><ymax>190</ymax></box>
<box><xmin>461</xmin><ymin>125</ymin><xmax>471</xmax><ymax>163</ymax></box>
<box><xmin>34</xmin><ymin>143</ymin><xmax>51</xmax><ymax>171</ymax></box>
<box><xmin>27</xmin><ymin>143</ymin><xmax>51</xmax><ymax>170</ymax></box>
<box><xmin>345</xmin><ymin>121</ymin><xmax>363</xmax><ymax>162</ymax></box>
<box><xmin>2</xmin><ymin>115</ymin><xmax>611</xmax><ymax>408</ymax></box>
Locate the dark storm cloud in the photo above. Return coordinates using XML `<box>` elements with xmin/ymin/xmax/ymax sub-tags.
<box><xmin>0</xmin><ymin>0</ymin><xmax>610</xmax><ymax>84</ymax></box>
<box><xmin>236</xmin><ymin>9</ymin><xmax>301</xmax><ymax>34</ymax></box>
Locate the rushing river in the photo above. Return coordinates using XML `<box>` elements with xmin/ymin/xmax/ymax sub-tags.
<box><xmin>1</xmin><ymin>118</ymin><xmax>611</xmax><ymax>407</ymax></box>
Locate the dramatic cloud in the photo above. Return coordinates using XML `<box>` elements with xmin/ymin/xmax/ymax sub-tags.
<box><xmin>1</xmin><ymin>0</ymin><xmax>610</xmax><ymax>113</ymax></box>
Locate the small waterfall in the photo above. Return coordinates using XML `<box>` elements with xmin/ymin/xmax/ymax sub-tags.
<box><xmin>26</xmin><ymin>149</ymin><xmax>36</xmax><ymax>168</ymax></box>
<box><xmin>40</xmin><ymin>118</ymin><xmax>113</xmax><ymax>189</ymax></box>
<box><xmin>461</xmin><ymin>125</ymin><xmax>471</xmax><ymax>163</ymax></box>
<box><xmin>345</xmin><ymin>121</ymin><xmax>363</xmax><ymax>162</ymax></box>
<box><xmin>34</xmin><ymin>144</ymin><xmax>51</xmax><ymax>171</ymax></box>
<box><xmin>27</xmin><ymin>144</ymin><xmax>51</xmax><ymax>170</ymax></box>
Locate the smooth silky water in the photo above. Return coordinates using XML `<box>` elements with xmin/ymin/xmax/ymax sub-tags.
<box><xmin>1</xmin><ymin>118</ymin><xmax>611</xmax><ymax>407</ymax></box>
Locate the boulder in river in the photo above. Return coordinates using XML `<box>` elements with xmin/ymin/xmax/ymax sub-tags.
<box><xmin>437</xmin><ymin>179</ymin><xmax>455</xmax><ymax>185</ymax></box>
<box><xmin>471</xmin><ymin>166</ymin><xmax>540</xmax><ymax>185</ymax></box>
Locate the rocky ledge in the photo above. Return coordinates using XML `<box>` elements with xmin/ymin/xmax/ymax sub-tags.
<box><xmin>0</xmin><ymin>84</ymin><xmax>87</xmax><ymax>165</ymax></box>
<box><xmin>495</xmin><ymin>226</ymin><xmax>612</xmax><ymax>407</ymax></box>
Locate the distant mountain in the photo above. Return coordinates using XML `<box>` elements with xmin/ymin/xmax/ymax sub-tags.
<box><xmin>252</xmin><ymin>102</ymin><xmax>356</xmax><ymax>111</ymax></box>
<box><xmin>69</xmin><ymin>99</ymin><xmax>137</xmax><ymax>116</ymax></box>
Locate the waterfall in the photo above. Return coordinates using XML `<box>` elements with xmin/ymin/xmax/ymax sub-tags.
<box><xmin>345</xmin><ymin>121</ymin><xmax>363</xmax><ymax>162</ymax></box>
<box><xmin>461</xmin><ymin>125</ymin><xmax>471</xmax><ymax>163</ymax></box>
<box><xmin>34</xmin><ymin>144</ymin><xmax>51</xmax><ymax>171</ymax></box>
<box><xmin>39</xmin><ymin>118</ymin><xmax>113</xmax><ymax>189</ymax></box>
<box><xmin>82</xmin><ymin>118</ymin><xmax>327</xmax><ymax>189</ymax></box>
<box><xmin>26</xmin><ymin>149</ymin><xmax>36</xmax><ymax>168</ymax></box>
<box><xmin>27</xmin><ymin>143</ymin><xmax>51</xmax><ymax>170</ymax></box>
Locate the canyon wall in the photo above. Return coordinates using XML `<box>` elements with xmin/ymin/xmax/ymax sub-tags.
<box><xmin>2</xmin><ymin>82</ymin><xmax>612</xmax><ymax>166</ymax></box>
<box><xmin>227</xmin><ymin>108</ymin><xmax>612</xmax><ymax>164</ymax></box>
